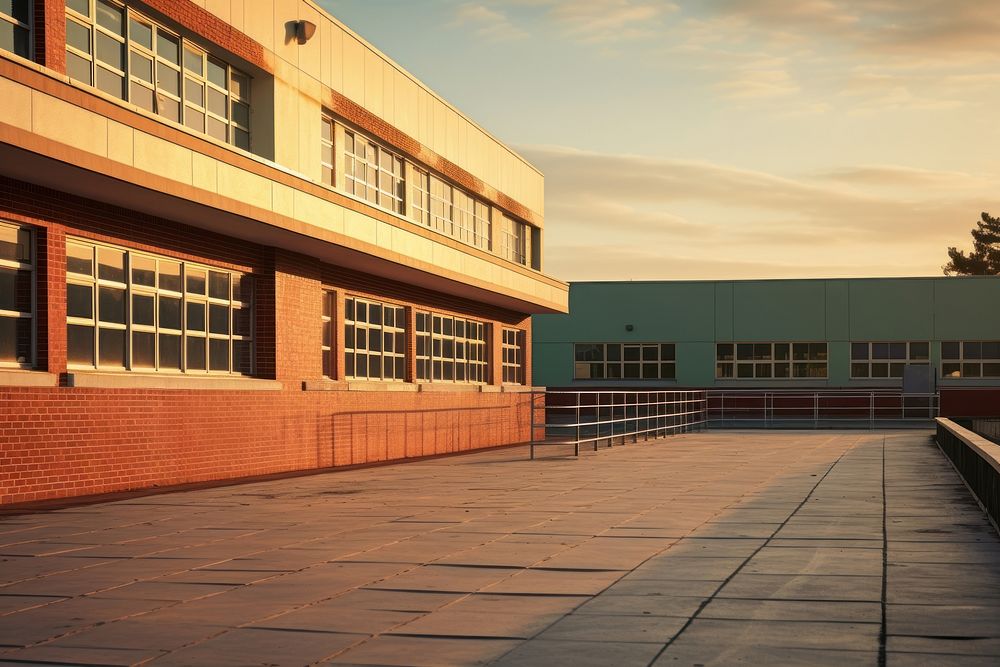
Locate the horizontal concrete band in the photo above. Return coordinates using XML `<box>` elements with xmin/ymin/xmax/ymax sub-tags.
<box><xmin>936</xmin><ymin>417</ymin><xmax>1000</xmax><ymax>476</ymax></box>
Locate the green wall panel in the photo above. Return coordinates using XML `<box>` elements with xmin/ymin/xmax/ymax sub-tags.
<box><xmin>848</xmin><ymin>279</ymin><xmax>935</xmax><ymax>340</ymax></box>
<box><xmin>934</xmin><ymin>278</ymin><xmax>1000</xmax><ymax>340</ymax></box>
<box><xmin>732</xmin><ymin>281</ymin><xmax>827</xmax><ymax>341</ymax></box>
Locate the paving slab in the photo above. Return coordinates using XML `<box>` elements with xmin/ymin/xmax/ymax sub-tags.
<box><xmin>1</xmin><ymin>429</ymin><xmax>999</xmax><ymax>666</ymax></box>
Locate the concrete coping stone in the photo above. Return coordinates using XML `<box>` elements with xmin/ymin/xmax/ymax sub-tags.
<box><xmin>0</xmin><ymin>369</ymin><xmax>59</xmax><ymax>387</ymax></box>
<box><xmin>348</xmin><ymin>381</ymin><xmax>419</xmax><ymax>392</ymax></box>
<box><xmin>65</xmin><ymin>372</ymin><xmax>283</xmax><ymax>391</ymax></box>
<box><xmin>937</xmin><ymin>417</ymin><xmax>1000</xmax><ymax>475</ymax></box>
<box><xmin>302</xmin><ymin>380</ymin><xmax>350</xmax><ymax>392</ymax></box>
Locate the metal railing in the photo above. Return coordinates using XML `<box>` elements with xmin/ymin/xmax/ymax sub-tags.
<box><xmin>707</xmin><ymin>390</ymin><xmax>939</xmax><ymax>429</ymax></box>
<box><xmin>936</xmin><ymin>418</ymin><xmax>1000</xmax><ymax>530</ymax></box>
<box><xmin>529</xmin><ymin>390</ymin><xmax>708</xmax><ymax>458</ymax></box>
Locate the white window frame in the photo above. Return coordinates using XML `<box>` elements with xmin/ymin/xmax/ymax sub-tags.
<box><xmin>416</xmin><ymin>311</ymin><xmax>488</xmax><ymax>384</ymax></box>
<box><xmin>499</xmin><ymin>214</ymin><xmax>527</xmax><ymax>265</ymax></box>
<box><xmin>343</xmin><ymin>129</ymin><xmax>405</xmax><ymax>214</ymax></box>
<box><xmin>502</xmin><ymin>328</ymin><xmax>525</xmax><ymax>385</ymax></box>
<box><xmin>0</xmin><ymin>221</ymin><xmax>34</xmax><ymax>369</ymax></box>
<box><xmin>344</xmin><ymin>296</ymin><xmax>406</xmax><ymax>382</ymax></box>
<box><xmin>321</xmin><ymin>289</ymin><xmax>334</xmax><ymax>379</ymax></box>
<box><xmin>64</xmin><ymin>0</ymin><xmax>251</xmax><ymax>150</ymax></box>
<box><xmin>65</xmin><ymin>238</ymin><xmax>253</xmax><ymax>375</ymax></box>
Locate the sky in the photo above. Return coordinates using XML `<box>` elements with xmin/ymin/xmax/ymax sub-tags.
<box><xmin>320</xmin><ymin>0</ymin><xmax>1000</xmax><ymax>281</ymax></box>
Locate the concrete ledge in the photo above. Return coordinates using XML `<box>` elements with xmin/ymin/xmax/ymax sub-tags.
<box><xmin>66</xmin><ymin>372</ymin><xmax>283</xmax><ymax>391</ymax></box>
<box><xmin>480</xmin><ymin>385</ymin><xmax>501</xmax><ymax>393</ymax></box>
<box><xmin>501</xmin><ymin>385</ymin><xmax>542</xmax><ymax>393</ymax></box>
<box><xmin>302</xmin><ymin>380</ymin><xmax>349</xmax><ymax>392</ymax></box>
<box><xmin>936</xmin><ymin>418</ymin><xmax>1000</xmax><ymax>475</ymax></box>
<box><xmin>347</xmin><ymin>381</ymin><xmax>418</xmax><ymax>392</ymax></box>
<box><xmin>0</xmin><ymin>369</ymin><xmax>59</xmax><ymax>387</ymax></box>
<box><xmin>418</xmin><ymin>383</ymin><xmax>482</xmax><ymax>393</ymax></box>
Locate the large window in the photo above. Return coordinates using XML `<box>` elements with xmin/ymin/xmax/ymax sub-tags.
<box><xmin>942</xmin><ymin>341</ymin><xmax>1000</xmax><ymax>378</ymax></box>
<box><xmin>851</xmin><ymin>341</ymin><xmax>929</xmax><ymax>379</ymax></box>
<box><xmin>418</xmin><ymin>174</ymin><xmax>491</xmax><ymax>251</ymax></box>
<box><xmin>499</xmin><ymin>214</ymin><xmax>527</xmax><ymax>266</ymax></box>
<box><xmin>321</xmin><ymin>290</ymin><xmax>334</xmax><ymax>378</ymax></box>
<box><xmin>502</xmin><ymin>328</ymin><xmax>525</xmax><ymax>385</ymax></box>
<box><xmin>0</xmin><ymin>222</ymin><xmax>33</xmax><ymax>368</ymax></box>
<box><xmin>415</xmin><ymin>312</ymin><xmax>488</xmax><ymax>383</ymax></box>
<box><xmin>0</xmin><ymin>0</ymin><xmax>30</xmax><ymax>59</ymax></box>
<box><xmin>65</xmin><ymin>0</ymin><xmax>250</xmax><ymax>150</ymax></box>
<box><xmin>344</xmin><ymin>129</ymin><xmax>404</xmax><ymax>214</ymax></box>
<box><xmin>344</xmin><ymin>297</ymin><xmax>405</xmax><ymax>381</ymax></box>
<box><xmin>65</xmin><ymin>240</ymin><xmax>252</xmax><ymax>374</ymax></box>
<box><xmin>716</xmin><ymin>342</ymin><xmax>827</xmax><ymax>379</ymax></box>
<box><xmin>320</xmin><ymin>117</ymin><xmax>334</xmax><ymax>186</ymax></box>
<box><xmin>574</xmin><ymin>343</ymin><xmax>675</xmax><ymax>380</ymax></box>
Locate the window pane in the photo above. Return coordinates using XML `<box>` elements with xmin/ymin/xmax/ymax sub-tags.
<box><xmin>132</xmin><ymin>331</ymin><xmax>155</xmax><ymax>368</ymax></box>
<box><xmin>66</xmin><ymin>0</ymin><xmax>89</xmax><ymax>16</ymax></box>
<box><xmin>66</xmin><ymin>19</ymin><xmax>91</xmax><ymax>54</ymax></box>
<box><xmin>660</xmin><ymin>363</ymin><xmax>675</xmax><ymax>379</ymax></box>
<box><xmin>963</xmin><ymin>363</ymin><xmax>982</xmax><ymax>378</ymax></box>
<box><xmin>95</xmin><ymin>0</ymin><xmax>124</xmax><ymax>35</ymax></box>
<box><xmin>183</xmin><ymin>46</ymin><xmax>203</xmax><ymax>75</ymax></box>
<box><xmin>131</xmin><ymin>255</ymin><xmax>156</xmax><ymax>286</ymax></box>
<box><xmin>97</xmin><ymin>246</ymin><xmax>125</xmax><ymax>282</ymax></box>
<box><xmin>67</xmin><ymin>324</ymin><xmax>95</xmax><ymax>365</ymax></box>
<box><xmin>889</xmin><ymin>342</ymin><xmax>906</xmax><ymax>360</ymax></box>
<box><xmin>941</xmin><ymin>341</ymin><xmax>960</xmax><ymax>360</ymax></box>
<box><xmin>98</xmin><ymin>327</ymin><xmax>125</xmax><ymax>367</ymax></box>
<box><xmin>909</xmin><ymin>342</ymin><xmax>929</xmax><ymax>361</ymax></box>
<box><xmin>186</xmin><ymin>301</ymin><xmax>205</xmax><ymax>331</ymax></box>
<box><xmin>184</xmin><ymin>107</ymin><xmax>205</xmax><ymax>132</ymax></box>
<box><xmin>186</xmin><ymin>268</ymin><xmax>206</xmax><ymax>294</ymax></box>
<box><xmin>0</xmin><ymin>317</ymin><xmax>30</xmax><ymax>364</ymax></box>
<box><xmin>851</xmin><ymin>343</ymin><xmax>868</xmax><ymax>360</ymax></box>
<box><xmin>773</xmin><ymin>343</ymin><xmax>790</xmax><ymax>361</ymax></box>
<box><xmin>209</xmin><ymin>271</ymin><xmax>229</xmax><ymax>299</ymax></box>
<box><xmin>737</xmin><ymin>364</ymin><xmax>754</xmax><ymax>378</ymax></box>
<box><xmin>129</xmin><ymin>18</ymin><xmax>152</xmax><ymax>50</ymax></box>
<box><xmin>132</xmin><ymin>293</ymin><xmax>154</xmax><ymax>326</ymax></box>
<box><xmin>96</xmin><ymin>31</ymin><xmax>124</xmax><ymax>70</ymax></box>
<box><xmin>156</xmin><ymin>61</ymin><xmax>179</xmax><ymax>94</ymax></box>
<box><xmin>737</xmin><ymin>343</ymin><xmax>753</xmax><ymax>361</ymax></box>
<box><xmin>230</xmin><ymin>70</ymin><xmax>250</xmax><ymax>99</ymax></box>
<box><xmin>234</xmin><ymin>128</ymin><xmax>250</xmax><ymax>150</ymax></box>
<box><xmin>209</xmin><ymin>303</ymin><xmax>229</xmax><ymax>334</ymax></box>
<box><xmin>0</xmin><ymin>268</ymin><xmax>29</xmax><ymax>312</ymax></box>
<box><xmin>66</xmin><ymin>51</ymin><xmax>93</xmax><ymax>84</ymax></box>
<box><xmin>96</xmin><ymin>66</ymin><xmax>125</xmax><ymax>98</ymax></box>
<box><xmin>575</xmin><ymin>344</ymin><xmax>601</xmax><ymax>362</ymax></box>
<box><xmin>159</xmin><ymin>333</ymin><xmax>181</xmax><ymax>369</ymax></box>
<box><xmin>983</xmin><ymin>363</ymin><xmax>1000</xmax><ymax>378</ymax></box>
<box><xmin>964</xmin><ymin>342</ymin><xmax>982</xmax><ymax>360</ymax></box>
<box><xmin>851</xmin><ymin>362</ymin><xmax>869</xmax><ymax>378</ymax></box>
<box><xmin>186</xmin><ymin>336</ymin><xmax>206</xmax><ymax>370</ymax></box>
<box><xmin>983</xmin><ymin>342</ymin><xmax>1000</xmax><ymax>360</ymax></box>
<box><xmin>157</xmin><ymin>260</ymin><xmax>181</xmax><ymax>292</ymax></box>
<box><xmin>942</xmin><ymin>362</ymin><xmax>961</xmax><ymax>378</ymax></box>
<box><xmin>67</xmin><ymin>283</ymin><xmax>93</xmax><ymax>319</ymax></box>
<box><xmin>185</xmin><ymin>77</ymin><xmax>204</xmax><ymax>105</ymax></box>
<box><xmin>0</xmin><ymin>225</ymin><xmax>29</xmax><ymax>262</ymax></box>
<box><xmin>98</xmin><ymin>286</ymin><xmax>125</xmax><ymax>324</ymax></box>
<box><xmin>716</xmin><ymin>344</ymin><xmax>733</xmax><ymax>361</ymax></box>
<box><xmin>209</xmin><ymin>338</ymin><xmax>229</xmax><ymax>371</ymax></box>
<box><xmin>660</xmin><ymin>344</ymin><xmax>675</xmax><ymax>361</ymax></box>
<box><xmin>889</xmin><ymin>363</ymin><xmax>905</xmax><ymax>378</ymax></box>
<box><xmin>67</xmin><ymin>243</ymin><xmax>94</xmax><ymax>276</ymax></box>
<box><xmin>156</xmin><ymin>31</ymin><xmax>179</xmax><ymax>63</ymax></box>
<box><xmin>206</xmin><ymin>87</ymin><xmax>227</xmax><ymax>117</ymax></box>
<box><xmin>232</xmin><ymin>274</ymin><xmax>250</xmax><ymax>302</ymax></box>
<box><xmin>207</xmin><ymin>56</ymin><xmax>227</xmax><ymax>88</ymax></box>
<box><xmin>232</xmin><ymin>307</ymin><xmax>251</xmax><ymax>337</ymax></box>
<box><xmin>159</xmin><ymin>295</ymin><xmax>181</xmax><ymax>330</ymax></box>
<box><xmin>871</xmin><ymin>362</ymin><xmax>888</xmax><ymax>378</ymax></box>
<box><xmin>773</xmin><ymin>363</ymin><xmax>790</xmax><ymax>378</ymax></box>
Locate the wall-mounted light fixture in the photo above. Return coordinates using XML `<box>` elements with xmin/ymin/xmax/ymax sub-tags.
<box><xmin>625</xmin><ymin>324</ymin><xmax>634</xmax><ymax>332</ymax></box>
<box><xmin>294</xmin><ymin>20</ymin><xmax>317</xmax><ymax>44</ymax></box>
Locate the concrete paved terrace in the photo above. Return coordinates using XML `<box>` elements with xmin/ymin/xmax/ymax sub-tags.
<box><xmin>1</xmin><ymin>431</ymin><xmax>999</xmax><ymax>666</ymax></box>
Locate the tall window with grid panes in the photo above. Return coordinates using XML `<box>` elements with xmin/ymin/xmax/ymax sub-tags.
<box><xmin>0</xmin><ymin>0</ymin><xmax>30</xmax><ymax>59</ymax></box>
<box><xmin>65</xmin><ymin>240</ymin><xmax>252</xmax><ymax>374</ymax></box>
<box><xmin>0</xmin><ymin>223</ymin><xmax>33</xmax><ymax>368</ymax></box>
<box><xmin>343</xmin><ymin>297</ymin><xmax>406</xmax><ymax>381</ymax></box>
<box><xmin>501</xmin><ymin>328</ymin><xmax>525</xmax><ymax>384</ymax></box>
<box><xmin>415</xmin><ymin>312</ymin><xmax>488</xmax><ymax>383</ymax></box>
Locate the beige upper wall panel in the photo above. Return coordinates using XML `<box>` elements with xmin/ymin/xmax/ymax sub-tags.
<box><xmin>195</xmin><ymin>0</ymin><xmax>543</xmax><ymax>217</ymax></box>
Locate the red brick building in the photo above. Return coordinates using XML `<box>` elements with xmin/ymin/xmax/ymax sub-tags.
<box><xmin>0</xmin><ymin>0</ymin><xmax>567</xmax><ymax>504</ymax></box>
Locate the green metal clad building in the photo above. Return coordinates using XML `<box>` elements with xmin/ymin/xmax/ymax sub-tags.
<box><xmin>532</xmin><ymin>277</ymin><xmax>1000</xmax><ymax>389</ymax></box>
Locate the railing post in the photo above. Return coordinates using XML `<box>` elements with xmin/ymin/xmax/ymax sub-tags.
<box><xmin>530</xmin><ymin>390</ymin><xmax>536</xmax><ymax>460</ymax></box>
<box><xmin>813</xmin><ymin>393</ymin><xmax>819</xmax><ymax>428</ymax></box>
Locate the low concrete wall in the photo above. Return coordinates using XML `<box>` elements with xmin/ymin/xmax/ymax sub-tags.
<box><xmin>935</xmin><ymin>417</ymin><xmax>1000</xmax><ymax>530</ymax></box>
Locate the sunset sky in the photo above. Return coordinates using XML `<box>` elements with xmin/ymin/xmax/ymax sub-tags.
<box><xmin>321</xmin><ymin>0</ymin><xmax>1000</xmax><ymax>281</ymax></box>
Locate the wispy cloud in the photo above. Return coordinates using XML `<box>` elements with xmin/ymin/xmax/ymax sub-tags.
<box><xmin>450</xmin><ymin>4</ymin><xmax>528</xmax><ymax>42</ymax></box>
<box><xmin>520</xmin><ymin>145</ymin><xmax>1000</xmax><ymax>280</ymax></box>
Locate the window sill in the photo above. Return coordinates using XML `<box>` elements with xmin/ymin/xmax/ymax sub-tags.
<box><xmin>0</xmin><ymin>369</ymin><xmax>59</xmax><ymax>387</ymax></box>
<box><xmin>501</xmin><ymin>385</ymin><xmax>539</xmax><ymax>393</ymax></box>
<box><xmin>302</xmin><ymin>379</ymin><xmax>350</xmax><ymax>391</ymax></box>
<box><xmin>347</xmin><ymin>381</ymin><xmax>418</xmax><ymax>392</ymax></box>
<box><xmin>65</xmin><ymin>372</ymin><xmax>282</xmax><ymax>391</ymax></box>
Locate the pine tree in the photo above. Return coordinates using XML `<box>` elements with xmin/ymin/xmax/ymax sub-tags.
<box><xmin>943</xmin><ymin>212</ymin><xmax>1000</xmax><ymax>275</ymax></box>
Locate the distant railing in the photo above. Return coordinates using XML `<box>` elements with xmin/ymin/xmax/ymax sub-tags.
<box><xmin>529</xmin><ymin>390</ymin><xmax>708</xmax><ymax>458</ymax></box>
<box><xmin>708</xmin><ymin>390</ymin><xmax>938</xmax><ymax>429</ymax></box>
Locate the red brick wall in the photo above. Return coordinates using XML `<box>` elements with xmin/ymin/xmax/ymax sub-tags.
<box><xmin>0</xmin><ymin>179</ymin><xmax>535</xmax><ymax>505</ymax></box>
